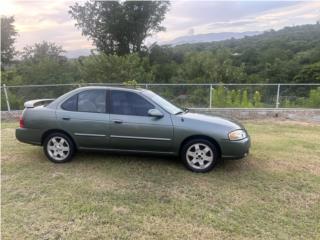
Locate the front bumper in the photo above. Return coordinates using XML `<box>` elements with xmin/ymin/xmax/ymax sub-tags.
<box><xmin>16</xmin><ymin>128</ymin><xmax>42</xmax><ymax>145</ymax></box>
<box><xmin>220</xmin><ymin>137</ymin><xmax>251</xmax><ymax>159</ymax></box>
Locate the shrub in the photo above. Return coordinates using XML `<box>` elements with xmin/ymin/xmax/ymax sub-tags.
<box><xmin>253</xmin><ymin>91</ymin><xmax>262</xmax><ymax>107</ymax></box>
<box><xmin>308</xmin><ymin>87</ymin><xmax>320</xmax><ymax>107</ymax></box>
<box><xmin>211</xmin><ymin>87</ymin><xmax>262</xmax><ymax>108</ymax></box>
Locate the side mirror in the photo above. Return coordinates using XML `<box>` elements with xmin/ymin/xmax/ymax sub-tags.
<box><xmin>148</xmin><ymin>109</ymin><xmax>164</xmax><ymax>118</ymax></box>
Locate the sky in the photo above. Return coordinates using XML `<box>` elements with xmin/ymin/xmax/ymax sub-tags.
<box><xmin>1</xmin><ymin>0</ymin><xmax>320</xmax><ymax>57</ymax></box>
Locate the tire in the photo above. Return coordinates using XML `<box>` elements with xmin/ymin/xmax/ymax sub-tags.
<box><xmin>43</xmin><ymin>132</ymin><xmax>75</xmax><ymax>163</ymax></box>
<box><xmin>181</xmin><ymin>138</ymin><xmax>219</xmax><ymax>173</ymax></box>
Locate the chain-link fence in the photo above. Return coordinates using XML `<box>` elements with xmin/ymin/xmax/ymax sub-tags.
<box><xmin>1</xmin><ymin>83</ymin><xmax>320</xmax><ymax>111</ymax></box>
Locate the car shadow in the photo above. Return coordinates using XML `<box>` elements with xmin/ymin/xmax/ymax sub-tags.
<box><xmin>72</xmin><ymin>150</ymin><xmax>248</xmax><ymax>173</ymax></box>
<box><xmin>76</xmin><ymin>150</ymin><xmax>179</xmax><ymax>164</ymax></box>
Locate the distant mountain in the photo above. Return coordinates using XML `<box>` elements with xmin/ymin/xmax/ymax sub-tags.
<box><xmin>64</xmin><ymin>49</ymin><xmax>92</xmax><ymax>59</ymax></box>
<box><xmin>63</xmin><ymin>32</ymin><xmax>262</xmax><ymax>57</ymax></box>
<box><xmin>163</xmin><ymin>31</ymin><xmax>261</xmax><ymax>46</ymax></box>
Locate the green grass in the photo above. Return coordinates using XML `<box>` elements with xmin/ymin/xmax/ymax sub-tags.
<box><xmin>2</xmin><ymin>121</ymin><xmax>320</xmax><ymax>239</ymax></box>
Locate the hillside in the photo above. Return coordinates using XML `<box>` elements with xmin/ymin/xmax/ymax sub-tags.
<box><xmin>168</xmin><ymin>23</ymin><xmax>320</xmax><ymax>84</ymax></box>
<box><xmin>2</xmin><ymin>24</ymin><xmax>320</xmax><ymax>110</ymax></box>
<box><xmin>163</xmin><ymin>31</ymin><xmax>261</xmax><ymax>46</ymax></box>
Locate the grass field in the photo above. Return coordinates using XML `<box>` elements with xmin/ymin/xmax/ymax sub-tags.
<box><xmin>1</xmin><ymin>120</ymin><xmax>320</xmax><ymax>239</ymax></box>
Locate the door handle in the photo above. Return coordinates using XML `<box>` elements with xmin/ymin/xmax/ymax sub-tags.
<box><xmin>113</xmin><ymin>119</ymin><xmax>123</xmax><ymax>124</ymax></box>
<box><xmin>62</xmin><ymin>117</ymin><xmax>70</xmax><ymax>121</ymax></box>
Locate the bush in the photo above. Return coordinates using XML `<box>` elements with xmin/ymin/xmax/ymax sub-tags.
<box><xmin>123</xmin><ymin>80</ymin><xmax>139</xmax><ymax>88</ymax></box>
<box><xmin>308</xmin><ymin>87</ymin><xmax>320</xmax><ymax>107</ymax></box>
<box><xmin>211</xmin><ymin>86</ymin><xmax>262</xmax><ymax>108</ymax></box>
<box><xmin>253</xmin><ymin>91</ymin><xmax>262</xmax><ymax>107</ymax></box>
<box><xmin>78</xmin><ymin>53</ymin><xmax>154</xmax><ymax>83</ymax></box>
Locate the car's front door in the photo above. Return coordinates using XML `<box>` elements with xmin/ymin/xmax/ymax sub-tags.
<box><xmin>56</xmin><ymin>89</ymin><xmax>110</xmax><ymax>149</ymax></box>
<box><xmin>109</xmin><ymin>90</ymin><xmax>174</xmax><ymax>153</ymax></box>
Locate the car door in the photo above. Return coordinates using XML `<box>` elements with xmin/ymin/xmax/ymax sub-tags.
<box><xmin>56</xmin><ymin>89</ymin><xmax>110</xmax><ymax>149</ymax></box>
<box><xmin>109</xmin><ymin>90</ymin><xmax>174</xmax><ymax>153</ymax></box>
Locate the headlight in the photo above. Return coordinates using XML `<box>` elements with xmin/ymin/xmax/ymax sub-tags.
<box><xmin>228</xmin><ymin>129</ymin><xmax>247</xmax><ymax>141</ymax></box>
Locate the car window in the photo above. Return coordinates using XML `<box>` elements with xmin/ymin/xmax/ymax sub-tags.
<box><xmin>78</xmin><ymin>90</ymin><xmax>106</xmax><ymax>113</ymax></box>
<box><xmin>142</xmin><ymin>90</ymin><xmax>183</xmax><ymax>114</ymax></box>
<box><xmin>111</xmin><ymin>90</ymin><xmax>154</xmax><ymax>116</ymax></box>
<box><xmin>61</xmin><ymin>94</ymin><xmax>78</xmax><ymax>111</ymax></box>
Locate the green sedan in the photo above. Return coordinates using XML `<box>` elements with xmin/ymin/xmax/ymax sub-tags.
<box><xmin>16</xmin><ymin>86</ymin><xmax>250</xmax><ymax>172</ymax></box>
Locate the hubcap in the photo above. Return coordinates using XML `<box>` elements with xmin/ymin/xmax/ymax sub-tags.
<box><xmin>186</xmin><ymin>143</ymin><xmax>213</xmax><ymax>169</ymax></box>
<box><xmin>47</xmin><ymin>137</ymin><xmax>70</xmax><ymax>161</ymax></box>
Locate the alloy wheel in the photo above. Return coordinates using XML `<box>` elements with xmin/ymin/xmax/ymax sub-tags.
<box><xmin>47</xmin><ymin>136</ymin><xmax>70</xmax><ymax>161</ymax></box>
<box><xmin>186</xmin><ymin>143</ymin><xmax>214</xmax><ymax>170</ymax></box>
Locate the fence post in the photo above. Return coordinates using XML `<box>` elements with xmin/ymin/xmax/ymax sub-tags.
<box><xmin>209</xmin><ymin>84</ymin><xmax>213</xmax><ymax>108</ymax></box>
<box><xmin>145</xmin><ymin>84</ymin><xmax>148</xmax><ymax>89</ymax></box>
<box><xmin>276</xmin><ymin>84</ymin><xmax>281</xmax><ymax>108</ymax></box>
<box><xmin>3</xmin><ymin>84</ymin><xmax>11</xmax><ymax>112</ymax></box>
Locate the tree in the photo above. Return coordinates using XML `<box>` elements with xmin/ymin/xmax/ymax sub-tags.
<box><xmin>77</xmin><ymin>53</ymin><xmax>154</xmax><ymax>83</ymax></box>
<box><xmin>21</xmin><ymin>41</ymin><xmax>65</xmax><ymax>62</ymax></box>
<box><xmin>1</xmin><ymin>16</ymin><xmax>18</xmax><ymax>67</ymax></box>
<box><xmin>179</xmin><ymin>50</ymin><xmax>247</xmax><ymax>84</ymax></box>
<box><xmin>69</xmin><ymin>0</ymin><xmax>170</xmax><ymax>55</ymax></box>
<box><xmin>294</xmin><ymin>62</ymin><xmax>320</xmax><ymax>83</ymax></box>
<box><xmin>17</xmin><ymin>42</ymin><xmax>78</xmax><ymax>84</ymax></box>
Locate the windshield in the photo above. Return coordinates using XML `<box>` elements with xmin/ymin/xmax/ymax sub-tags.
<box><xmin>142</xmin><ymin>90</ymin><xmax>183</xmax><ymax>114</ymax></box>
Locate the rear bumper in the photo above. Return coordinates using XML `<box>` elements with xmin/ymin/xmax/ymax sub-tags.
<box><xmin>16</xmin><ymin>128</ymin><xmax>42</xmax><ymax>145</ymax></box>
<box><xmin>220</xmin><ymin>137</ymin><xmax>251</xmax><ymax>159</ymax></box>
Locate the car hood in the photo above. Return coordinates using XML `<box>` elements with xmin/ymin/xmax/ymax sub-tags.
<box><xmin>181</xmin><ymin>112</ymin><xmax>244</xmax><ymax>130</ymax></box>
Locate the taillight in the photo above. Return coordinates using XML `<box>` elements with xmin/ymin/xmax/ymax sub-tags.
<box><xmin>19</xmin><ymin>116</ymin><xmax>24</xmax><ymax>128</ymax></box>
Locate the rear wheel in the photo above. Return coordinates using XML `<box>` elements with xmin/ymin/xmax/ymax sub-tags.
<box><xmin>43</xmin><ymin>133</ymin><xmax>75</xmax><ymax>163</ymax></box>
<box><xmin>181</xmin><ymin>139</ymin><xmax>219</xmax><ymax>173</ymax></box>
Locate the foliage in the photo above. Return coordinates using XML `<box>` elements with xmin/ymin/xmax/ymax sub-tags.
<box><xmin>21</xmin><ymin>41</ymin><xmax>65</xmax><ymax>61</ymax></box>
<box><xmin>253</xmin><ymin>91</ymin><xmax>262</xmax><ymax>107</ymax></box>
<box><xmin>174</xmin><ymin>24</ymin><xmax>320</xmax><ymax>85</ymax></box>
<box><xmin>77</xmin><ymin>53</ymin><xmax>154</xmax><ymax>83</ymax></box>
<box><xmin>307</xmin><ymin>87</ymin><xmax>320</xmax><ymax>107</ymax></box>
<box><xmin>1</xmin><ymin>68</ymin><xmax>23</xmax><ymax>86</ymax></box>
<box><xmin>69</xmin><ymin>0</ymin><xmax>170</xmax><ymax>55</ymax></box>
<box><xmin>281</xmin><ymin>87</ymin><xmax>320</xmax><ymax>108</ymax></box>
<box><xmin>1</xmin><ymin>16</ymin><xmax>18</xmax><ymax>67</ymax></box>
<box><xmin>1</xmin><ymin>42</ymin><xmax>79</xmax><ymax>110</ymax></box>
<box><xmin>15</xmin><ymin>42</ymin><xmax>79</xmax><ymax>85</ymax></box>
<box><xmin>2</xmin><ymin>23</ymin><xmax>320</xmax><ymax>109</ymax></box>
<box><xmin>212</xmin><ymin>86</ymin><xmax>260</xmax><ymax>108</ymax></box>
<box><xmin>123</xmin><ymin>80</ymin><xmax>139</xmax><ymax>88</ymax></box>
<box><xmin>241</xmin><ymin>90</ymin><xmax>252</xmax><ymax>107</ymax></box>
<box><xmin>178</xmin><ymin>50</ymin><xmax>247</xmax><ymax>83</ymax></box>
<box><xmin>294</xmin><ymin>62</ymin><xmax>320</xmax><ymax>83</ymax></box>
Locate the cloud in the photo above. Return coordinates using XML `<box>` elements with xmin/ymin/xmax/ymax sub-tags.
<box><xmin>1</xmin><ymin>0</ymin><xmax>320</xmax><ymax>56</ymax></box>
<box><xmin>154</xmin><ymin>1</ymin><xmax>320</xmax><ymax>43</ymax></box>
<box><xmin>1</xmin><ymin>0</ymin><xmax>92</xmax><ymax>51</ymax></box>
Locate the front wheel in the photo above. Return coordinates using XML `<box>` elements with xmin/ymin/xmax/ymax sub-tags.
<box><xmin>181</xmin><ymin>139</ymin><xmax>219</xmax><ymax>173</ymax></box>
<box><xmin>43</xmin><ymin>133</ymin><xmax>75</xmax><ymax>163</ymax></box>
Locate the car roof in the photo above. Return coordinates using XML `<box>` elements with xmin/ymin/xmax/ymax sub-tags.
<box><xmin>77</xmin><ymin>86</ymin><xmax>147</xmax><ymax>93</ymax></box>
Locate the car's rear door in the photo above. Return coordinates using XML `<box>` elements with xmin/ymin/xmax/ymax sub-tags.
<box><xmin>56</xmin><ymin>89</ymin><xmax>110</xmax><ymax>149</ymax></box>
<box><xmin>109</xmin><ymin>90</ymin><xmax>174</xmax><ymax>153</ymax></box>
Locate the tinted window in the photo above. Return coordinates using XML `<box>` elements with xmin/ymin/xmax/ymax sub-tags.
<box><xmin>142</xmin><ymin>90</ymin><xmax>182</xmax><ymax>114</ymax></box>
<box><xmin>61</xmin><ymin>94</ymin><xmax>78</xmax><ymax>111</ymax></box>
<box><xmin>111</xmin><ymin>90</ymin><xmax>154</xmax><ymax>116</ymax></box>
<box><xmin>78</xmin><ymin>90</ymin><xmax>106</xmax><ymax>113</ymax></box>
